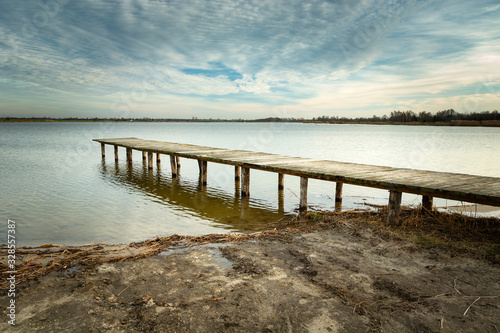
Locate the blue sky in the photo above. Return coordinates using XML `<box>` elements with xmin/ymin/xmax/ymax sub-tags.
<box><xmin>0</xmin><ymin>0</ymin><xmax>499</xmax><ymax>119</ymax></box>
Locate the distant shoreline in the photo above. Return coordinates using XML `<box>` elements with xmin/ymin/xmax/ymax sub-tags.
<box><xmin>1</xmin><ymin>118</ymin><xmax>500</xmax><ymax>127</ymax></box>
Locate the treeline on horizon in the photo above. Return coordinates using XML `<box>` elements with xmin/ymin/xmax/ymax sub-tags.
<box><xmin>307</xmin><ymin>109</ymin><xmax>499</xmax><ymax>124</ymax></box>
<box><xmin>1</xmin><ymin>109</ymin><xmax>499</xmax><ymax>126</ymax></box>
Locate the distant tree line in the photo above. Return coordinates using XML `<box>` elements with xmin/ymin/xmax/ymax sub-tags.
<box><xmin>305</xmin><ymin>109</ymin><xmax>500</xmax><ymax>124</ymax></box>
<box><xmin>1</xmin><ymin>109</ymin><xmax>499</xmax><ymax>126</ymax></box>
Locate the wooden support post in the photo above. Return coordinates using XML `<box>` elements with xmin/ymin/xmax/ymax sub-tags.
<box><xmin>300</xmin><ymin>176</ymin><xmax>308</xmax><ymax>211</ymax></box>
<box><xmin>142</xmin><ymin>151</ymin><xmax>146</xmax><ymax>161</ymax></box>
<box><xmin>176</xmin><ymin>156</ymin><xmax>181</xmax><ymax>168</ymax></box>
<box><xmin>114</xmin><ymin>145</ymin><xmax>118</xmax><ymax>161</ymax></box>
<box><xmin>278</xmin><ymin>173</ymin><xmax>284</xmax><ymax>190</ymax></box>
<box><xmin>198</xmin><ymin>159</ymin><xmax>203</xmax><ymax>173</ymax></box>
<box><xmin>278</xmin><ymin>190</ymin><xmax>284</xmax><ymax>214</ymax></box>
<box><xmin>335</xmin><ymin>182</ymin><xmax>343</xmax><ymax>202</ymax></box>
<box><xmin>101</xmin><ymin>143</ymin><xmax>105</xmax><ymax>158</ymax></box>
<box><xmin>147</xmin><ymin>152</ymin><xmax>153</xmax><ymax>169</ymax></box>
<box><xmin>126</xmin><ymin>148</ymin><xmax>132</xmax><ymax>163</ymax></box>
<box><xmin>241</xmin><ymin>167</ymin><xmax>250</xmax><ymax>197</ymax></box>
<box><xmin>156</xmin><ymin>153</ymin><xmax>161</xmax><ymax>164</ymax></box>
<box><xmin>201</xmin><ymin>161</ymin><xmax>207</xmax><ymax>185</ymax></box>
<box><xmin>235</xmin><ymin>166</ymin><xmax>240</xmax><ymax>181</ymax></box>
<box><xmin>387</xmin><ymin>190</ymin><xmax>402</xmax><ymax>225</ymax></box>
<box><xmin>170</xmin><ymin>155</ymin><xmax>177</xmax><ymax>177</ymax></box>
<box><xmin>422</xmin><ymin>195</ymin><xmax>433</xmax><ymax>212</ymax></box>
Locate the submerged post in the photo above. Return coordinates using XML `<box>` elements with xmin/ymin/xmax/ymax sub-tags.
<box><xmin>101</xmin><ymin>143</ymin><xmax>105</xmax><ymax>158</ymax></box>
<box><xmin>170</xmin><ymin>155</ymin><xmax>177</xmax><ymax>177</ymax></box>
<box><xmin>300</xmin><ymin>176</ymin><xmax>308</xmax><ymax>211</ymax></box>
<box><xmin>147</xmin><ymin>152</ymin><xmax>153</xmax><ymax>169</ymax></box>
<box><xmin>278</xmin><ymin>173</ymin><xmax>284</xmax><ymax>190</ymax></box>
<box><xmin>114</xmin><ymin>145</ymin><xmax>118</xmax><ymax>161</ymax></box>
<box><xmin>387</xmin><ymin>190</ymin><xmax>402</xmax><ymax>225</ymax></box>
<box><xmin>126</xmin><ymin>148</ymin><xmax>132</xmax><ymax>163</ymax></box>
<box><xmin>241</xmin><ymin>167</ymin><xmax>250</xmax><ymax>196</ymax></box>
<box><xmin>422</xmin><ymin>195</ymin><xmax>433</xmax><ymax>212</ymax></box>
<box><xmin>235</xmin><ymin>166</ymin><xmax>240</xmax><ymax>181</ymax></box>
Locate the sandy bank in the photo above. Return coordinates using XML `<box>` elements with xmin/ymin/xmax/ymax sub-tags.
<box><xmin>1</xmin><ymin>211</ymin><xmax>499</xmax><ymax>332</ymax></box>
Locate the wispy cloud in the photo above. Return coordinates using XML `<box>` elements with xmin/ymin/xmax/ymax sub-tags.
<box><xmin>0</xmin><ymin>0</ymin><xmax>499</xmax><ymax>117</ymax></box>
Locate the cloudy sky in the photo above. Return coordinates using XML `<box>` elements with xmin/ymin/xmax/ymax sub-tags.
<box><xmin>0</xmin><ymin>0</ymin><xmax>499</xmax><ymax>119</ymax></box>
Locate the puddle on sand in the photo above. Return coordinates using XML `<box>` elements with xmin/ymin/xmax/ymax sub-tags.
<box><xmin>160</xmin><ymin>244</ymin><xmax>233</xmax><ymax>270</ymax></box>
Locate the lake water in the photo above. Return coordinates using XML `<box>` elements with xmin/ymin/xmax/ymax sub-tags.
<box><xmin>1</xmin><ymin>122</ymin><xmax>499</xmax><ymax>246</ymax></box>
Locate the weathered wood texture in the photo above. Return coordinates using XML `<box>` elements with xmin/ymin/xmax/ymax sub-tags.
<box><xmin>387</xmin><ymin>191</ymin><xmax>403</xmax><ymax>225</ymax></box>
<box><xmin>241</xmin><ymin>167</ymin><xmax>250</xmax><ymax>197</ymax></box>
<box><xmin>94</xmin><ymin>138</ymin><xmax>500</xmax><ymax>207</ymax></box>
<box><xmin>235</xmin><ymin>166</ymin><xmax>241</xmax><ymax>181</ymax></box>
<box><xmin>278</xmin><ymin>173</ymin><xmax>285</xmax><ymax>190</ymax></box>
<box><xmin>114</xmin><ymin>145</ymin><xmax>118</xmax><ymax>161</ymax></box>
<box><xmin>335</xmin><ymin>182</ymin><xmax>343</xmax><ymax>202</ymax></box>
<box><xmin>126</xmin><ymin>148</ymin><xmax>132</xmax><ymax>163</ymax></box>
<box><xmin>170</xmin><ymin>156</ymin><xmax>177</xmax><ymax>177</ymax></box>
<box><xmin>300</xmin><ymin>176</ymin><xmax>308</xmax><ymax>211</ymax></box>
<box><xmin>422</xmin><ymin>195</ymin><xmax>433</xmax><ymax>212</ymax></box>
<box><xmin>147</xmin><ymin>152</ymin><xmax>153</xmax><ymax>169</ymax></box>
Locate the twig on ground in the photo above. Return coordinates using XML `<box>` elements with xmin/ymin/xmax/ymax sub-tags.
<box><xmin>463</xmin><ymin>297</ymin><xmax>481</xmax><ymax>316</ymax></box>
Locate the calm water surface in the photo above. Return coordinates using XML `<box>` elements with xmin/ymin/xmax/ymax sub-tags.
<box><xmin>1</xmin><ymin>122</ymin><xmax>499</xmax><ymax>246</ymax></box>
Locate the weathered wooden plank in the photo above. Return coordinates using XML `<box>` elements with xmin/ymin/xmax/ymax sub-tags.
<box><xmin>94</xmin><ymin>138</ymin><xmax>500</xmax><ymax>207</ymax></box>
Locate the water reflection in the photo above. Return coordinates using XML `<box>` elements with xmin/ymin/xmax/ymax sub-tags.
<box><xmin>99</xmin><ymin>159</ymin><xmax>295</xmax><ymax>232</ymax></box>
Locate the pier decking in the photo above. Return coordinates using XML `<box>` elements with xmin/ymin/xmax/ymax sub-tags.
<box><xmin>94</xmin><ymin>137</ymin><xmax>500</xmax><ymax>224</ymax></box>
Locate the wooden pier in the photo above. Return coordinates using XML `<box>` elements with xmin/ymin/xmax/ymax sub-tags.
<box><xmin>94</xmin><ymin>137</ymin><xmax>500</xmax><ymax>225</ymax></box>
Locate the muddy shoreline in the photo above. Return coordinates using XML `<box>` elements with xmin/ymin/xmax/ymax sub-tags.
<box><xmin>1</xmin><ymin>211</ymin><xmax>499</xmax><ymax>332</ymax></box>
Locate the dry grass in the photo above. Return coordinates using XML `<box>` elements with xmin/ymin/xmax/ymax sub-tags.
<box><xmin>310</xmin><ymin>207</ymin><xmax>500</xmax><ymax>263</ymax></box>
